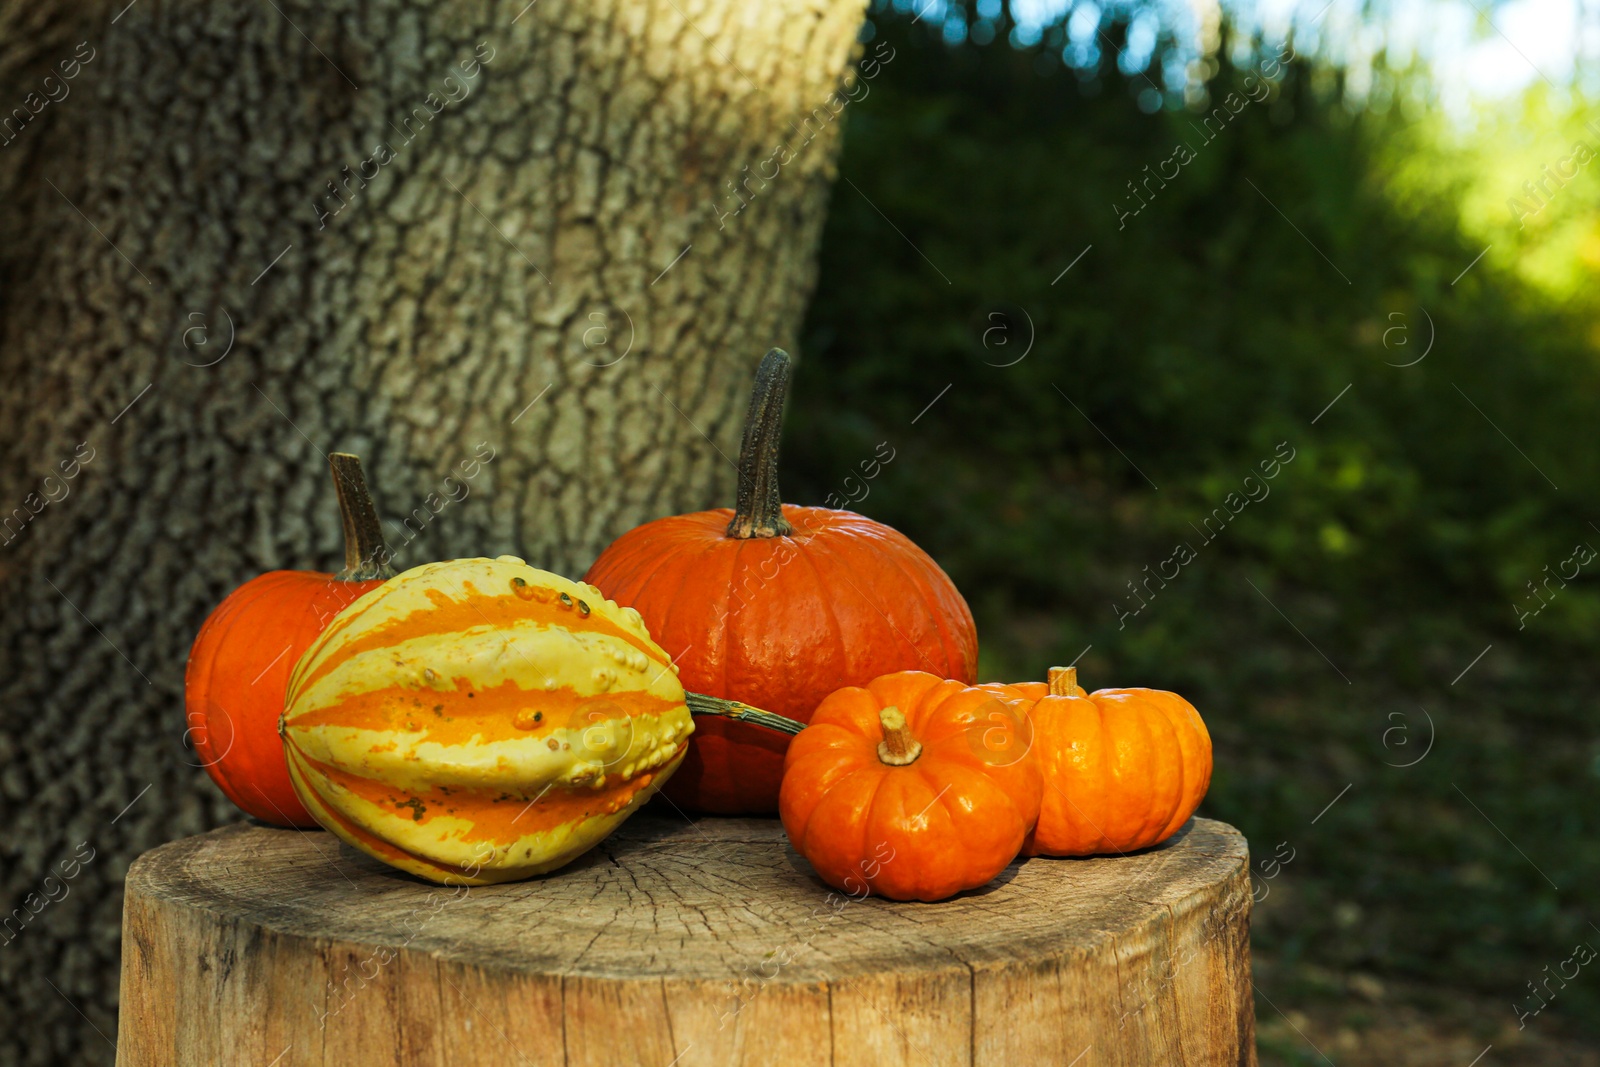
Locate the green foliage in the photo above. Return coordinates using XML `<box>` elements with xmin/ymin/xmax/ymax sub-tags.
<box><xmin>786</xmin><ymin>13</ymin><xmax>1600</xmax><ymax>1032</ymax></box>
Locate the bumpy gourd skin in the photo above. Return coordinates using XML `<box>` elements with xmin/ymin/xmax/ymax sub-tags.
<box><xmin>1012</xmin><ymin>677</ymin><xmax>1212</xmax><ymax>857</ymax></box>
<box><xmin>282</xmin><ymin>556</ymin><xmax>693</xmax><ymax>885</ymax></box>
<box><xmin>779</xmin><ymin>670</ymin><xmax>1042</xmax><ymax>902</ymax></box>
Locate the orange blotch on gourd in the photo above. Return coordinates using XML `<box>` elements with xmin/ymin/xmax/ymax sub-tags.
<box><xmin>297</xmin><ymin>744</ymin><xmax>683</xmax><ymax>841</ymax></box>
<box><xmin>297</xmin><ymin>586</ymin><xmax>669</xmax><ymax>697</ymax></box>
<box><xmin>292</xmin><ymin>677</ymin><xmax>680</xmax><ymax>748</ymax></box>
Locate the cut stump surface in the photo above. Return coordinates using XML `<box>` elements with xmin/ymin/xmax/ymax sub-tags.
<box><xmin>117</xmin><ymin>814</ymin><xmax>1253</xmax><ymax>1066</ymax></box>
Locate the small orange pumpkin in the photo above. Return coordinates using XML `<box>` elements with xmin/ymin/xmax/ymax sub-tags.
<box><xmin>585</xmin><ymin>350</ymin><xmax>978</xmax><ymax>815</ymax></box>
<box><xmin>1012</xmin><ymin>667</ymin><xmax>1212</xmax><ymax>857</ymax></box>
<box><xmin>779</xmin><ymin>671</ymin><xmax>1041</xmax><ymax>902</ymax></box>
<box><xmin>184</xmin><ymin>454</ymin><xmax>395</xmax><ymax>826</ymax></box>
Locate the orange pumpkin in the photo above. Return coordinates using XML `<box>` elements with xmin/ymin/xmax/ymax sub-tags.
<box><xmin>779</xmin><ymin>671</ymin><xmax>1041</xmax><ymax>902</ymax></box>
<box><xmin>584</xmin><ymin>350</ymin><xmax>978</xmax><ymax>815</ymax></box>
<box><xmin>184</xmin><ymin>454</ymin><xmax>395</xmax><ymax>826</ymax></box>
<box><xmin>1013</xmin><ymin>667</ymin><xmax>1212</xmax><ymax>857</ymax></box>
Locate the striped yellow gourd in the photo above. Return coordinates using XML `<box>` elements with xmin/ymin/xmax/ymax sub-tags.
<box><xmin>280</xmin><ymin>555</ymin><xmax>693</xmax><ymax>885</ymax></box>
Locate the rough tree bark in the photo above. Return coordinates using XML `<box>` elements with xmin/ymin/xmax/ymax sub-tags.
<box><xmin>0</xmin><ymin>1</ymin><xmax>868</xmax><ymax>1062</ymax></box>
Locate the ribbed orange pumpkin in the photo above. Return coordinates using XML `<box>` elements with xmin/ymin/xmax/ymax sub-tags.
<box><xmin>1013</xmin><ymin>667</ymin><xmax>1212</xmax><ymax>857</ymax></box>
<box><xmin>584</xmin><ymin>350</ymin><xmax>978</xmax><ymax>815</ymax></box>
<box><xmin>184</xmin><ymin>454</ymin><xmax>395</xmax><ymax>826</ymax></box>
<box><xmin>779</xmin><ymin>671</ymin><xmax>1041</xmax><ymax>902</ymax></box>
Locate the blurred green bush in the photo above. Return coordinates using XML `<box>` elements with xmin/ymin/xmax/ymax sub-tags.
<box><xmin>788</xmin><ymin>9</ymin><xmax>1600</xmax><ymax>1036</ymax></box>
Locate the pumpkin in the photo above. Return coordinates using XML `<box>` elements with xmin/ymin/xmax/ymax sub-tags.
<box><xmin>184</xmin><ymin>453</ymin><xmax>395</xmax><ymax>826</ymax></box>
<box><xmin>778</xmin><ymin>670</ymin><xmax>1042</xmax><ymax>902</ymax></box>
<box><xmin>1012</xmin><ymin>667</ymin><xmax>1212</xmax><ymax>857</ymax></box>
<box><xmin>583</xmin><ymin>349</ymin><xmax>978</xmax><ymax>815</ymax></box>
<box><xmin>280</xmin><ymin>555</ymin><xmax>694</xmax><ymax>885</ymax></box>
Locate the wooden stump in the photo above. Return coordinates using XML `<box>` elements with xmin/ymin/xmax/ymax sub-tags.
<box><xmin>117</xmin><ymin>814</ymin><xmax>1254</xmax><ymax>1066</ymax></box>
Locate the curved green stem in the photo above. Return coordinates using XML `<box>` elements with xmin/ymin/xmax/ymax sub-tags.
<box><xmin>685</xmin><ymin>691</ymin><xmax>806</xmax><ymax>736</ymax></box>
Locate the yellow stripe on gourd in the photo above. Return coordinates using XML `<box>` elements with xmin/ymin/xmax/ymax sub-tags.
<box><xmin>294</xmin><ymin>617</ymin><xmax>673</xmax><ymax>708</ymax></box>
<box><xmin>286</xmin><ymin>716</ymin><xmax>686</xmax><ymax>792</ymax></box>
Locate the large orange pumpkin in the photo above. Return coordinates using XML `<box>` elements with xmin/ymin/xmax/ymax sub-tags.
<box><xmin>1012</xmin><ymin>667</ymin><xmax>1212</xmax><ymax>857</ymax></box>
<box><xmin>184</xmin><ymin>454</ymin><xmax>395</xmax><ymax>826</ymax></box>
<box><xmin>779</xmin><ymin>671</ymin><xmax>1041</xmax><ymax>902</ymax></box>
<box><xmin>583</xmin><ymin>350</ymin><xmax>978</xmax><ymax>814</ymax></box>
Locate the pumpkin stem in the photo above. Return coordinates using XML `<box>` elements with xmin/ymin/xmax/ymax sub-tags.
<box><xmin>1048</xmin><ymin>666</ymin><xmax>1087</xmax><ymax>697</ymax></box>
<box><xmin>876</xmin><ymin>706</ymin><xmax>922</xmax><ymax>766</ymax></box>
<box><xmin>329</xmin><ymin>453</ymin><xmax>397</xmax><ymax>582</ymax></box>
<box><xmin>726</xmin><ymin>348</ymin><xmax>794</xmax><ymax>539</ymax></box>
<box><xmin>684</xmin><ymin>691</ymin><xmax>806</xmax><ymax>735</ymax></box>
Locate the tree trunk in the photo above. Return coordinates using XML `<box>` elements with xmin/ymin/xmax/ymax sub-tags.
<box><xmin>0</xmin><ymin>1</ymin><xmax>867</xmax><ymax>1062</ymax></box>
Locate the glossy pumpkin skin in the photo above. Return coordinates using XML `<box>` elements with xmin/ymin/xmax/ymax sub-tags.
<box><xmin>185</xmin><ymin>570</ymin><xmax>382</xmax><ymax>826</ymax></box>
<box><xmin>584</xmin><ymin>505</ymin><xmax>978</xmax><ymax>815</ymax></box>
<box><xmin>1012</xmin><ymin>671</ymin><xmax>1212</xmax><ymax>857</ymax></box>
<box><xmin>282</xmin><ymin>556</ymin><xmax>694</xmax><ymax>886</ymax></box>
<box><xmin>779</xmin><ymin>670</ymin><xmax>1041</xmax><ymax>902</ymax></box>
